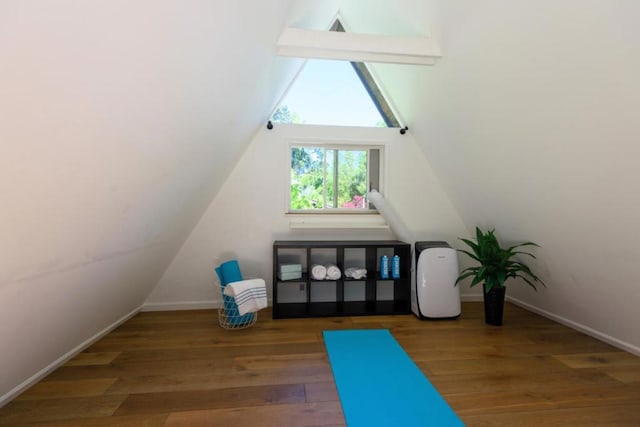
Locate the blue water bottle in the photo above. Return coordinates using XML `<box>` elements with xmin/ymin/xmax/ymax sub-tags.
<box><xmin>380</xmin><ymin>255</ymin><xmax>389</xmax><ymax>279</ymax></box>
<box><xmin>392</xmin><ymin>255</ymin><xmax>400</xmax><ymax>279</ymax></box>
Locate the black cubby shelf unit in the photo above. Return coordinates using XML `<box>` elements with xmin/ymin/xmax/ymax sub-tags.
<box><xmin>272</xmin><ymin>240</ymin><xmax>411</xmax><ymax>319</ymax></box>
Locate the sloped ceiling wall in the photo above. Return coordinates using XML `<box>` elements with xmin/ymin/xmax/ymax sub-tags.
<box><xmin>0</xmin><ymin>0</ymin><xmax>302</xmax><ymax>400</ymax></box>
<box><xmin>361</xmin><ymin>0</ymin><xmax>640</xmax><ymax>351</ymax></box>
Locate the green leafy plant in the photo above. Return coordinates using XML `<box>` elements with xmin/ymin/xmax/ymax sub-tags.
<box><xmin>455</xmin><ymin>227</ymin><xmax>546</xmax><ymax>293</ymax></box>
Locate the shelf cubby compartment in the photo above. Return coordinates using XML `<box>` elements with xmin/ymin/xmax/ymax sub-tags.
<box><xmin>273</xmin><ymin>240</ymin><xmax>411</xmax><ymax>319</ymax></box>
<box><xmin>376</xmin><ymin>280</ymin><xmax>395</xmax><ymax>301</ymax></box>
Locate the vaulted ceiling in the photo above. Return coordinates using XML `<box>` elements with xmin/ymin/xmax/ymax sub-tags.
<box><xmin>2</xmin><ymin>0</ymin><xmax>639</xmax><ymax>403</ymax></box>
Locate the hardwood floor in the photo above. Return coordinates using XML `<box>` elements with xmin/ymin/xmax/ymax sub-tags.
<box><xmin>1</xmin><ymin>302</ymin><xmax>639</xmax><ymax>426</ymax></box>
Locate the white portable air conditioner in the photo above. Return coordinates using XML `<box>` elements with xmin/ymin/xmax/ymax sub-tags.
<box><xmin>412</xmin><ymin>241</ymin><xmax>461</xmax><ymax>319</ymax></box>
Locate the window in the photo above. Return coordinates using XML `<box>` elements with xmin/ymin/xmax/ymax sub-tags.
<box><xmin>289</xmin><ymin>144</ymin><xmax>381</xmax><ymax>212</ymax></box>
<box><xmin>271</xmin><ymin>19</ymin><xmax>400</xmax><ymax>128</ymax></box>
<box><xmin>273</xmin><ymin>60</ymin><xmax>390</xmax><ymax>127</ymax></box>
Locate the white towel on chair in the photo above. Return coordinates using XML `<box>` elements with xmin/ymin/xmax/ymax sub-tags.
<box><xmin>311</xmin><ymin>264</ymin><xmax>327</xmax><ymax>280</ymax></box>
<box><xmin>223</xmin><ymin>278</ymin><xmax>268</xmax><ymax>316</ymax></box>
<box><xmin>326</xmin><ymin>264</ymin><xmax>341</xmax><ymax>280</ymax></box>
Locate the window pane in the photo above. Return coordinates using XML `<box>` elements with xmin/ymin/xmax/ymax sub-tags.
<box><xmin>326</xmin><ymin>149</ymin><xmax>335</xmax><ymax>208</ymax></box>
<box><xmin>289</xmin><ymin>145</ymin><xmax>379</xmax><ymax>212</ymax></box>
<box><xmin>338</xmin><ymin>150</ymin><xmax>367</xmax><ymax>209</ymax></box>
<box><xmin>368</xmin><ymin>149</ymin><xmax>380</xmax><ymax>210</ymax></box>
<box><xmin>290</xmin><ymin>147</ymin><xmax>325</xmax><ymax>209</ymax></box>
<box><xmin>273</xmin><ymin>59</ymin><xmax>390</xmax><ymax>127</ymax></box>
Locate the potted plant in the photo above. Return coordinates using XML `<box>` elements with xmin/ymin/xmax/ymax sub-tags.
<box><xmin>455</xmin><ymin>227</ymin><xmax>545</xmax><ymax>325</ymax></box>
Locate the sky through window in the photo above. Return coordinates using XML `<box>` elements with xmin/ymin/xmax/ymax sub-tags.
<box><xmin>273</xmin><ymin>59</ymin><xmax>388</xmax><ymax>127</ymax></box>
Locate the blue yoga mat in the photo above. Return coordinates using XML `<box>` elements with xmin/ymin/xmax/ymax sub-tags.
<box><xmin>323</xmin><ymin>329</ymin><xmax>464</xmax><ymax>427</ymax></box>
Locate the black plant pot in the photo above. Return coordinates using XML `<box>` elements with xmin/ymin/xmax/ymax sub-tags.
<box><xmin>483</xmin><ymin>284</ymin><xmax>506</xmax><ymax>326</ymax></box>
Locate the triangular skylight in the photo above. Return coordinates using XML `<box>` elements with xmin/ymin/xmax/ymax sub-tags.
<box><xmin>272</xmin><ymin>21</ymin><xmax>400</xmax><ymax>128</ymax></box>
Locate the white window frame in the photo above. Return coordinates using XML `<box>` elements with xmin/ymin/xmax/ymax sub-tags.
<box><xmin>287</xmin><ymin>139</ymin><xmax>385</xmax><ymax>214</ymax></box>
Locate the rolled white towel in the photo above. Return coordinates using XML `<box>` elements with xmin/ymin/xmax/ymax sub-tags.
<box><xmin>326</xmin><ymin>264</ymin><xmax>341</xmax><ymax>280</ymax></box>
<box><xmin>345</xmin><ymin>267</ymin><xmax>367</xmax><ymax>279</ymax></box>
<box><xmin>311</xmin><ymin>264</ymin><xmax>327</xmax><ymax>280</ymax></box>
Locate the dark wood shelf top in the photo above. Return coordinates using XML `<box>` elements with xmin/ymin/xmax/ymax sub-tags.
<box><xmin>274</xmin><ymin>240</ymin><xmax>410</xmax><ymax>248</ymax></box>
<box><xmin>276</xmin><ymin>272</ymin><xmax>308</xmax><ymax>282</ymax></box>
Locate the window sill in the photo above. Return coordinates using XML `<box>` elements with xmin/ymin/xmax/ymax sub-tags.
<box><xmin>287</xmin><ymin>214</ymin><xmax>389</xmax><ymax>230</ymax></box>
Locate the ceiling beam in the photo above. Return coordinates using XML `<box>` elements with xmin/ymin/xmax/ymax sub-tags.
<box><xmin>276</xmin><ymin>28</ymin><xmax>442</xmax><ymax>65</ymax></box>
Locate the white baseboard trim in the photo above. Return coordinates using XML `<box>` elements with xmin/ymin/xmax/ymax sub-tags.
<box><xmin>142</xmin><ymin>299</ymin><xmax>274</xmax><ymax>312</ymax></box>
<box><xmin>0</xmin><ymin>304</ymin><xmax>143</xmax><ymax>408</ymax></box>
<box><xmin>142</xmin><ymin>300</ymin><xmax>221</xmax><ymax>312</ymax></box>
<box><xmin>507</xmin><ymin>296</ymin><xmax>640</xmax><ymax>357</ymax></box>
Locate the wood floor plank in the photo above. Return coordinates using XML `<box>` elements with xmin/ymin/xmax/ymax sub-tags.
<box><xmin>163</xmin><ymin>401</ymin><xmax>346</xmax><ymax>427</ymax></box>
<box><xmin>463</xmin><ymin>403</ymin><xmax>640</xmax><ymax>427</ymax></box>
<box><xmin>394</xmin><ymin>328</ymin><xmax>538</xmax><ymax>349</ymax></box>
<box><xmin>0</xmin><ymin>395</ymin><xmax>126</xmax><ymax>424</ymax></box>
<box><xmin>429</xmin><ymin>370</ymin><xmax>619</xmax><ymax>395</ymax></box>
<box><xmin>419</xmin><ymin>354</ymin><xmax>572</xmax><ymax>376</ymax></box>
<box><xmin>114</xmin><ymin>384</ymin><xmax>305</xmax><ymax>415</ymax></box>
<box><xmin>15</xmin><ymin>378</ymin><xmax>118</xmax><ymax>401</ymax></box>
<box><xmin>112</xmin><ymin>342</ymin><xmax>327</xmax><ymax>364</ymax></box>
<box><xmin>44</xmin><ymin>357</ymin><xmax>235</xmax><ymax>382</ymax></box>
<box><xmin>65</xmin><ymin>352</ymin><xmax>121</xmax><ymax>366</ymax></box>
<box><xmin>553</xmin><ymin>351</ymin><xmax>640</xmax><ymax>369</ymax></box>
<box><xmin>16</xmin><ymin>413</ymin><xmax>169</xmax><ymax>427</ymax></box>
<box><xmin>603</xmin><ymin>366</ymin><xmax>640</xmax><ymax>383</ymax></box>
<box><xmin>105</xmin><ymin>365</ymin><xmax>334</xmax><ymax>395</ymax></box>
<box><xmin>232</xmin><ymin>352</ymin><xmax>329</xmax><ymax>372</ymax></box>
<box><xmin>492</xmin><ymin>339</ymin><xmax>619</xmax><ymax>357</ymax></box>
<box><xmin>88</xmin><ymin>329</ymin><xmax>320</xmax><ymax>352</ymax></box>
<box><xmin>305</xmin><ymin>382</ymin><xmax>339</xmax><ymax>403</ymax></box>
<box><xmin>448</xmin><ymin>382</ymin><xmax>640</xmax><ymax>416</ymax></box>
<box><xmin>400</xmin><ymin>345</ymin><xmax>502</xmax><ymax>362</ymax></box>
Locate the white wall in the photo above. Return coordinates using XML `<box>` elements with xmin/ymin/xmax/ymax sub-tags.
<box><xmin>146</xmin><ymin>124</ymin><xmax>470</xmax><ymax>307</ymax></box>
<box><xmin>0</xmin><ymin>0</ymin><xmax>298</xmax><ymax>402</ymax></box>
<box><xmin>368</xmin><ymin>0</ymin><xmax>640</xmax><ymax>352</ymax></box>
